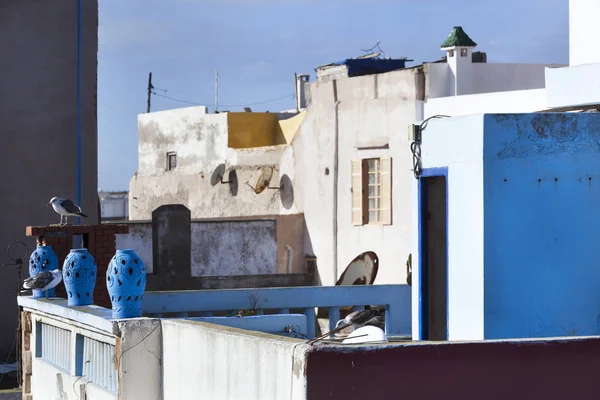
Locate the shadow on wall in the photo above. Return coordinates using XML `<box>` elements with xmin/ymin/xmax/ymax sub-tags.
<box><xmin>210</xmin><ymin>164</ymin><xmax>239</xmax><ymax>197</ymax></box>
<box><xmin>304</xmin><ymin>224</ymin><xmax>320</xmax><ymax>286</ymax></box>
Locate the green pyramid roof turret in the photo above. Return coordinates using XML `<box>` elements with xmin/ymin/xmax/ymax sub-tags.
<box><xmin>441</xmin><ymin>26</ymin><xmax>477</xmax><ymax>49</ymax></box>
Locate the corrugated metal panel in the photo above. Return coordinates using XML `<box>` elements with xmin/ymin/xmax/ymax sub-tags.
<box><xmin>82</xmin><ymin>336</ymin><xmax>118</xmax><ymax>393</ymax></box>
<box><xmin>40</xmin><ymin>323</ymin><xmax>71</xmax><ymax>372</ymax></box>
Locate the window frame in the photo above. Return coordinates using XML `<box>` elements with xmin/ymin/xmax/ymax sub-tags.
<box><xmin>166</xmin><ymin>151</ymin><xmax>177</xmax><ymax>171</ymax></box>
<box><xmin>363</xmin><ymin>158</ymin><xmax>382</xmax><ymax>225</ymax></box>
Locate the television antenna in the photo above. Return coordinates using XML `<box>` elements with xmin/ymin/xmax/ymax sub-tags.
<box><xmin>3</xmin><ymin>241</ymin><xmax>29</xmax><ymax>389</ymax></box>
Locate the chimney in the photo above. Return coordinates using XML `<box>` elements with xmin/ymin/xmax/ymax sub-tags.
<box><xmin>296</xmin><ymin>74</ymin><xmax>310</xmax><ymax>111</ymax></box>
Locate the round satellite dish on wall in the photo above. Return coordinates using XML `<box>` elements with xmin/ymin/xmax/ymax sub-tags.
<box><xmin>279</xmin><ymin>174</ymin><xmax>294</xmax><ymax>209</ymax></box>
<box><xmin>335</xmin><ymin>251</ymin><xmax>379</xmax><ymax>286</ymax></box>
<box><xmin>210</xmin><ymin>164</ymin><xmax>227</xmax><ymax>186</ymax></box>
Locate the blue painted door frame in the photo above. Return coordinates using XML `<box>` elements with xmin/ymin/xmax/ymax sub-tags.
<box><xmin>418</xmin><ymin>167</ymin><xmax>449</xmax><ymax>340</ymax></box>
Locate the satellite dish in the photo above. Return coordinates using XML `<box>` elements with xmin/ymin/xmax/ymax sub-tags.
<box><xmin>246</xmin><ymin>166</ymin><xmax>281</xmax><ymax>194</ymax></box>
<box><xmin>335</xmin><ymin>251</ymin><xmax>379</xmax><ymax>286</ymax></box>
<box><xmin>279</xmin><ymin>174</ymin><xmax>294</xmax><ymax>209</ymax></box>
<box><xmin>211</xmin><ymin>164</ymin><xmax>232</xmax><ymax>186</ymax></box>
<box><xmin>406</xmin><ymin>253</ymin><xmax>412</xmax><ymax>286</ymax></box>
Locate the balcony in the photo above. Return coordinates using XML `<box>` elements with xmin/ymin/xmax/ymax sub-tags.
<box><xmin>18</xmin><ymin>284</ymin><xmax>411</xmax><ymax>399</ymax></box>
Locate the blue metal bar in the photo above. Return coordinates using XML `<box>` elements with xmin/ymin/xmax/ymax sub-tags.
<box><xmin>328</xmin><ymin>306</ymin><xmax>340</xmax><ymax>333</ymax></box>
<box><xmin>188</xmin><ymin>314</ymin><xmax>307</xmax><ymax>336</ymax></box>
<box><xmin>304</xmin><ymin>307</ymin><xmax>316</xmax><ymax>339</ymax></box>
<box><xmin>74</xmin><ymin>334</ymin><xmax>84</xmax><ymax>376</ymax></box>
<box><xmin>142</xmin><ymin>285</ymin><xmax>412</xmax><ymax>336</ymax></box>
<box><xmin>35</xmin><ymin>320</ymin><xmax>42</xmax><ymax>358</ymax></box>
<box><xmin>76</xmin><ymin>0</ymin><xmax>82</xmax><ymax>225</ymax></box>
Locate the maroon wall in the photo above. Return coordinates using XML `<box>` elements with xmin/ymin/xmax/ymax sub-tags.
<box><xmin>306</xmin><ymin>338</ymin><xmax>600</xmax><ymax>399</ymax></box>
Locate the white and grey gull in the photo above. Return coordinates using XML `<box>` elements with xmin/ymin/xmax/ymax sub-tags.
<box><xmin>48</xmin><ymin>197</ymin><xmax>88</xmax><ymax>226</ymax></box>
<box><xmin>22</xmin><ymin>269</ymin><xmax>63</xmax><ymax>299</ymax></box>
<box><xmin>308</xmin><ymin>308</ymin><xmax>383</xmax><ymax>345</ymax></box>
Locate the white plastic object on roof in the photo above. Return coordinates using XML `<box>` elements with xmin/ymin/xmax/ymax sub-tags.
<box><xmin>342</xmin><ymin>326</ymin><xmax>387</xmax><ymax>344</ymax></box>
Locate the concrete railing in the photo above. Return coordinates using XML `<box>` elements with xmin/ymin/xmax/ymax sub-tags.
<box><xmin>18</xmin><ymin>289</ymin><xmax>600</xmax><ymax>399</ymax></box>
<box><xmin>16</xmin><ymin>284</ymin><xmax>411</xmax><ymax>399</ymax></box>
<box><xmin>17</xmin><ymin>297</ymin><xmax>162</xmax><ymax>400</ymax></box>
<box><xmin>142</xmin><ymin>284</ymin><xmax>412</xmax><ymax>338</ymax></box>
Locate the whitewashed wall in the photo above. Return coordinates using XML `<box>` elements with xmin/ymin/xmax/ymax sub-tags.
<box><xmin>569</xmin><ymin>0</ymin><xmax>600</xmax><ymax>66</ymax></box>
<box><xmin>33</xmin><ymin>361</ymin><xmax>116</xmax><ymax>400</ymax></box>
<box><xmin>425</xmin><ymin>88</ymin><xmax>547</xmax><ymax>118</ymax></box>
<box><xmin>280</xmin><ymin>68</ymin><xmax>423</xmax><ymax>286</ymax></box>
<box><xmin>130</xmin><ymin>106</ymin><xmax>287</xmax><ymax>220</ymax></box>
<box><xmin>161</xmin><ymin>320</ymin><xmax>307</xmax><ymax>400</ymax></box>
<box><xmin>545</xmin><ymin>63</ymin><xmax>600</xmax><ymax>109</ymax></box>
<box><xmin>410</xmin><ymin>114</ymin><xmax>485</xmax><ymax>341</ymax></box>
<box><xmin>426</xmin><ymin>62</ymin><xmax>560</xmax><ymax>98</ymax></box>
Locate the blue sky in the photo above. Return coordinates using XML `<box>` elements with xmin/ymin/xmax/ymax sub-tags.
<box><xmin>98</xmin><ymin>0</ymin><xmax>568</xmax><ymax>190</ymax></box>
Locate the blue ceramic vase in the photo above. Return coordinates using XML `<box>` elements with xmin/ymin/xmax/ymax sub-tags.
<box><xmin>107</xmin><ymin>249</ymin><xmax>146</xmax><ymax>319</ymax></box>
<box><xmin>62</xmin><ymin>249</ymin><xmax>97</xmax><ymax>306</ymax></box>
<box><xmin>28</xmin><ymin>245</ymin><xmax>59</xmax><ymax>298</ymax></box>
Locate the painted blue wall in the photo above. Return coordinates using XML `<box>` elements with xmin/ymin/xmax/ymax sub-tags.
<box><xmin>483</xmin><ymin>113</ymin><xmax>600</xmax><ymax>339</ymax></box>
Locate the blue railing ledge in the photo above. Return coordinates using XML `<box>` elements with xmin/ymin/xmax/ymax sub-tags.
<box><xmin>186</xmin><ymin>314</ymin><xmax>308</xmax><ymax>338</ymax></box>
<box><xmin>142</xmin><ymin>284</ymin><xmax>411</xmax><ymax>338</ymax></box>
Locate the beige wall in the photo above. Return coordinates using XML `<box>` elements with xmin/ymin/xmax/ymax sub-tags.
<box><xmin>0</xmin><ymin>0</ymin><xmax>98</xmax><ymax>360</ymax></box>
<box><xmin>131</xmin><ymin>67</ymin><xmax>427</xmax><ymax>286</ymax></box>
<box><xmin>280</xmin><ymin>68</ymin><xmax>424</xmax><ymax>286</ymax></box>
<box><xmin>131</xmin><ymin>107</ymin><xmax>291</xmax><ymax>221</ymax></box>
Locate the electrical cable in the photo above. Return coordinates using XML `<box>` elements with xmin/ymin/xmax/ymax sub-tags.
<box><xmin>410</xmin><ymin>114</ymin><xmax>450</xmax><ymax>179</ymax></box>
<box><xmin>151</xmin><ymin>91</ymin><xmax>294</xmax><ymax>109</ymax></box>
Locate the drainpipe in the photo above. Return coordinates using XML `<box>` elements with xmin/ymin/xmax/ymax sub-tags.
<box><xmin>76</xmin><ymin>0</ymin><xmax>83</xmax><ymax>225</ymax></box>
<box><xmin>293</xmin><ymin>73</ymin><xmax>299</xmax><ymax>113</ymax></box>
<box><xmin>332</xmin><ymin>80</ymin><xmax>340</xmax><ymax>284</ymax></box>
<box><xmin>285</xmin><ymin>245</ymin><xmax>293</xmax><ymax>274</ymax></box>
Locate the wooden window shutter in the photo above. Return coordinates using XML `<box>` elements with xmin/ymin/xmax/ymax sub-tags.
<box><xmin>380</xmin><ymin>157</ymin><xmax>392</xmax><ymax>225</ymax></box>
<box><xmin>351</xmin><ymin>160</ymin><xmax>364</xmax><ymax>225</ymax></box>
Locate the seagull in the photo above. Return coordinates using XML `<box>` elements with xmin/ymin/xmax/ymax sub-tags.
<box><xmin>22</xmin><ymin>269</ymin><xmax>63</xmax><ymax>299</ymax></box>
<box><xmin>364</xmin><ymin>314</ymin><xmax>386</xmax><ymax>330</ymax></box>
<box><xmin>308</xmin><ymin>308</ymin><xmax>382</xmax><ymax>345</ymax></box>
<box><xmin>47</xmin><ymin>197</ymin><xmax>88</xmax><ymax>226</ymax></box>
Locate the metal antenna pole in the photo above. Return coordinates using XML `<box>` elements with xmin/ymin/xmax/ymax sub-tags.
<box><xmin>215</xmin><ymin>69</ymin><xmax>219</xmax><ymax>113</ymax></box>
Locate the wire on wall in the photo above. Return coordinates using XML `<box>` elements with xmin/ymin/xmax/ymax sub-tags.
<box><xmin>150</xmin><ymin>90</ymin><xmax>294</xmax><ymax>109</ymax></box>
<box><xmin>410</xmin><ymin>115</ymin><xmax>450</xmax><ymax>179</ymax></box>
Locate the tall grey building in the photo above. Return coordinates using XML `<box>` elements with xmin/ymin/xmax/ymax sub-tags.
<box><xmin>0</xmin><ymin>0</ymin><xmax>99</xmax><ymax>361</ymax></box>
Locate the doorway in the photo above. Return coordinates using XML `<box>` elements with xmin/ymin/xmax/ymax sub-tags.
<box><xmin>419</xmin><ymin>171</ymin><xmax>448</xmax><ymax>341</ymax></box>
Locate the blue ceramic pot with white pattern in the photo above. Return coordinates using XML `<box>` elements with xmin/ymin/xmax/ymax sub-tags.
<box><xmin>29</xmin><ymin>245</ymin><xmax>59</xmax><ymax>298</ymax></box>
<box><xmin>62</xmin><ymin>249</ymin><xmax>97</xmax><ymax>306</ymax></box>
<box><xmin>107</xmin><ymin>249</ymin><xmax>146</xmax><ymax>318</ymax></box>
